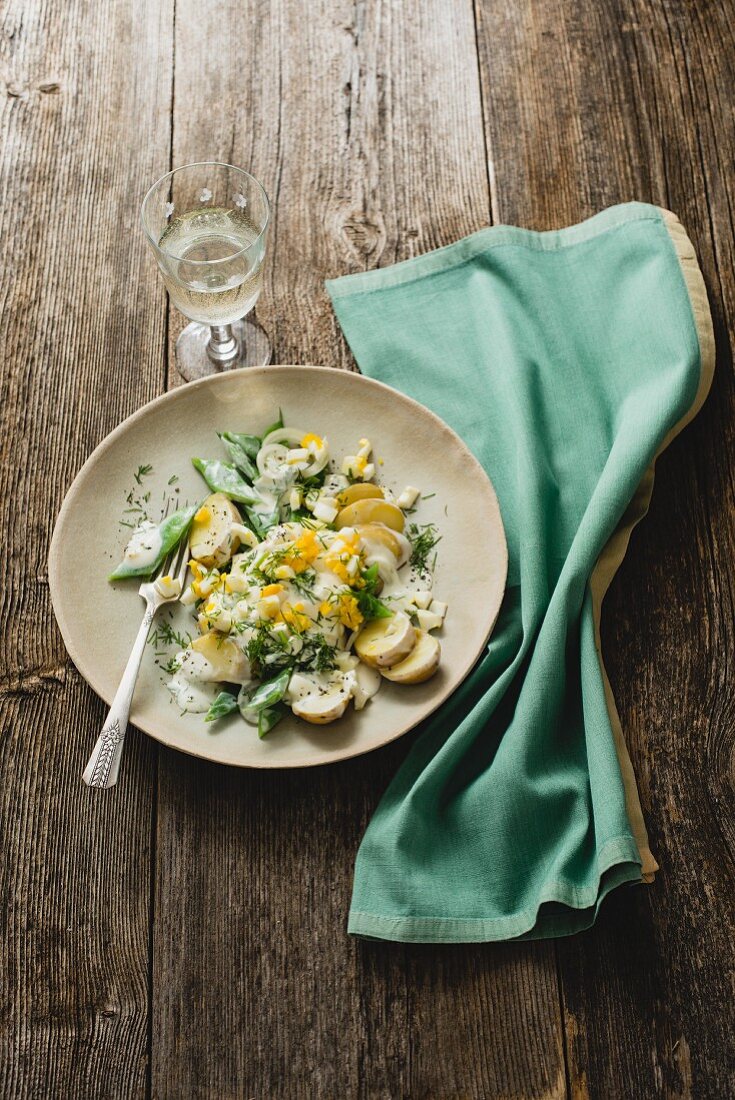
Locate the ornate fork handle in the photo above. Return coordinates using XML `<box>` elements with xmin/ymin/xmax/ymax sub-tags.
<box><xmin>82</xmin><ymin>604</ymin><xmax>156</xmax><ymax>789</ymax></box>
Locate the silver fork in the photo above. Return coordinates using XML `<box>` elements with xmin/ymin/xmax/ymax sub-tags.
<box><xmin>82</xmin><ymin>538</ymin><xmax>190</xmax><ymax>789</ymax></box>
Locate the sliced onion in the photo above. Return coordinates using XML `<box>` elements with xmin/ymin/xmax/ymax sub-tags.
<box><xmin>303</xmin><ymin>445</ymin><xmax>330</xmax><ymax>477</ymax></box>
<box><xmin>261</xmin><ymin>427</ymin><xmax>308</xmax><ymax>449</ymax></box>
<box><xmin>259</xmin><ymin>428</ymin><xmax>330</xmax><ymax>478</ymax></box>
<box><xmin>257</xmin><ymin>442</ymin><xmax>289</xmax><ymax>476</ymax></box>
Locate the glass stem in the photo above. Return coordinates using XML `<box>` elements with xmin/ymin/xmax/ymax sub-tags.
<box><xmin>207</xmin><ymin>324</ymin><xmax>241</xmax><ymax>369</ymax></box>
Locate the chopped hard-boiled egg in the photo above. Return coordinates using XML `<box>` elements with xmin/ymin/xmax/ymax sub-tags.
<box><xmin>154</xmin><ymin>574</ymin><xmax>182</xmax><ymax>599</ymax></box>
<box><xmin>312</xmin><ymin>497</ymin><xmax>339</xmax><ymax>523</ymax></box>
<box><xmin>397</xmin><ymin>486</ymin><xmax>421</xmax><ymax>510</ymax></box>
<box><xmin>416</xmin><ymin>608</ymin><xmax>444</xmax><ymax>633</ymax></box>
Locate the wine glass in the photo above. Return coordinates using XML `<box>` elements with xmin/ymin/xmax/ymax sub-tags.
<box><xmin>141</xmin><ymin>162</ymin><xmax>271</xmax><ymax>380</ymax></box>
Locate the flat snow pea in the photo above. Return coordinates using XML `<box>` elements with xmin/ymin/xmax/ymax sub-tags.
<box><xmin>218</xmin><ymin>432</ymin><xmax>258</xmax><ymax>481</ymax></box>
<box><xmin>239</xmin><ymin>668</ymin><xmax>291</xmax><ymax>714</ymax></box>
<box><xmin>192</xmin><ymin>458</ymin><xmax>260</xmax><ymax>504</ymax></box>
<box><xmin>246</xmin><ymin>503</ymin><xmax>281</xmax><ymax>537</ymax></box>
<box><xmin>261</xmin><ymin>408</ymin><xmax>283</xmax><ymax>440</ymax></box>
<box><xmin>257</xmin><ymin>702</ymin><xmax>287</xmax><ymax>739</ymax></box>
<box><xmin>109</xmin><ymin>504</ymin><xmax>197</xmax><ymax>581</ymax></box>
<box><xmin>220</xmin><ymin>430</ymin><xmax>261</xmax><ymax>461</ymax></box>
<box><xmin>205</xmin><ymin>691</ymin><xmax>239</xmax><ymax>723</ymax></box>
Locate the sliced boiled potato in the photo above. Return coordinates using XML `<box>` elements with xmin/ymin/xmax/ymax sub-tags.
<box><xmin>336</xmin><ymin>483</ymin><xmax>384</xmax><ymax>509</ymax></box>
<box><xmin>189</xmin><ymin>493</ymin><xmax>244</xmax><ymax>567</ymax></box>
<box><xmin>336</xmin><ymin>498</ymin><xmax>405</xmax><ymax>533</ymax></box>
<box><xmin>285</xmin><ymin>672</ymin><xmax>316</xmax><ymax>702</ymax></box>
<box><xmin>356</xmin><ymin>522</ymin><xmax>402</xmax><ymax>559</ymax></box>
<box><xmin>381</xmin><ymin>631</ymin><xmax>440</xmax><ymax>684</ymax></box>
<box><xmin>293</xmin><ymin>688</ymin><xmax>350</xmax><ymax>724</ymax></box>
<box><xmin>190</xmin><ymin>632</ymin><xmax>250</xmax><ymax>682</ymax></box>
<box><xmin>354</xmin><ymin>611</ymin><xmax>416</xmax><ymax>668</ymax></box>
<box><xmin>356</xmin><ymin>522</ymin><xmax>410</xmax><ymax>566</ymax></box>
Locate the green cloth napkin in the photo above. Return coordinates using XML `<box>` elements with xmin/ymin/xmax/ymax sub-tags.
<box><xmin>326</xmin><ymin>202</ymin><xmax>714</xmax><ymax>942</ymax></box>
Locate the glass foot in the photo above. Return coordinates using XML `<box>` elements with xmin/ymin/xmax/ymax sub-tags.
<box><xmin>175</xmin><ymin>318</ymin><xmax>272</xmax><ymax>382</ymax></box>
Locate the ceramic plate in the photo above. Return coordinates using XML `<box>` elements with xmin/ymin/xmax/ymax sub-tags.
<box><xmin>49</xmin><ymin>366</ymin><xmax>507</xmax><ymax>768</ymax></box>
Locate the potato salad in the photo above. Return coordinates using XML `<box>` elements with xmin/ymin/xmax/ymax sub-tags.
<box><xmin>111</xmin><ymin>416</ymin><xmax>447</xmax><ymax>738</ymax></box>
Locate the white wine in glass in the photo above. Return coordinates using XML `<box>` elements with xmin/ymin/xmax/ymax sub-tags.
<box><xmin>142</xmin><ymin>163</ymin><xmax>271</xmax><ymax>380</ymax></box>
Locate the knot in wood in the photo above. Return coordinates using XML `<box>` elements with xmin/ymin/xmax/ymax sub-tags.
<box><xmin>340</xmin><ymin>209</ymin><xmax>386</xmax><ymax>263</ymax></box>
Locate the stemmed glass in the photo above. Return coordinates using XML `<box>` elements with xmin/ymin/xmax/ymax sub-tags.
<box><xmin>141</xmin><ymin>162</ymin><xmax>271</xmax><ymax>380</ymax></box>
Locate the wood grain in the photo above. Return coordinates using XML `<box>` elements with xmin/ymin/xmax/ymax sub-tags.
<box><xmin>475</xmin><ymin>1</ymin><xmax>735</xmax><ymax>1097</ymax></box>
<box><xmin>0</xmin><ymin>0</ymin><xmax>172</xmax><ymax>1095</ymax></box>
<box><xmin>152</xmin><ymin>1</ymin><xmax>566</xmax><ymax>1098</ymax></box>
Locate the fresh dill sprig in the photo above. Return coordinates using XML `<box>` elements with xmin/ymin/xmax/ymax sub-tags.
<box><xmin>301</xmin><ymin>632</ymin><xmax>338</xmax><ymax>672</ymax></box>
<box><xmin>246</xmin><ymin>622</ymin><xmax>291</xmax><ymax>673</ymax></box>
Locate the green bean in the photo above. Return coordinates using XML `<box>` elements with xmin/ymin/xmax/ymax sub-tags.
<box><xmin>221</xmin><ymin>430</ymin><xmax>261</xmax><ymax>460</ymax></box>
<box><xmin>205</xmin><ymin>691</ymin><xmax>239</xmax><ymax>723</ymax></box>
<box><xmin>218</xmin><ymin>432</ymin><xmax>258</xmax><ymax>481</ymax></box>
<box><xmin>262</xmin><ymin>408</ymin><xmax>284</xmax><ymax>439</ymax></box>
<box><xmin>191</xmin><ymin>458</ymin><xmax>260</xmax><ymax>504</ymax></box>
<box><xmin>239</xmin><ymin>668</ymin><xmax>291</xmax><ymax>713</ymax></box>
<box><xmin>257</xmin><ymin>702</ymin><xmax>287</xmax><ymax>739</ymax></box>
<box><xmin>109</xmin><ymin>504</ymin><xmax>196</xmax><ymax>581</ymax></box>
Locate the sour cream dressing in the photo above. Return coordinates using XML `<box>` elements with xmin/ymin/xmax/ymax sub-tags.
<box><xmin>122</xmin><ymin>520</ymin><xmax>163</xmax><ymax>571</ymax></box>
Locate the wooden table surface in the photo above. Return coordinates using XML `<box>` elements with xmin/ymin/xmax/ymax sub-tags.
<box><xmin>2</xmin><ymin>1</ymin><xmax>733</xmax><ymax>1097</ymax></box>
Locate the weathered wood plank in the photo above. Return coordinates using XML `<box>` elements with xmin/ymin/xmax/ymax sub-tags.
<box><xmin>0</xmin><ymin>0</ymin><xmax>173</xmax><ymax>1094</ymax></box>
<box><xmin>0</xmin><ymin>677</ymin><xmax>157</xmax><ymax>1100</ymax></box>
<box><xmin>475</xmin><ymin>1</ymin><xmax>735</xmax><ymax>1096</ymax></box>
<box><xmin>152</xmin><ymin>1</ymin><xmax>567</xmax><ymax>1097</ymax></box>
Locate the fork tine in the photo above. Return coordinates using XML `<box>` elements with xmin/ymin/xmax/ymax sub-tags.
<box><xmin>174</xmin><ymin>499</ymin><xmax>192</xmax><ymax>585</ymax></box>
<box><xmin>152</xmin><ymin>497</ymin><xmax>190</xmax><ymax>581</ymax></box>
<box><xmin>174</xmin><ymin>537</ymin><xmax>190</xmax><ymax>586</ymax></box>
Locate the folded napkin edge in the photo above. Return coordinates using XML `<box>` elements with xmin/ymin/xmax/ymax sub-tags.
<box><xmin>588</xmin><ymin>206</ymin><xmax>715</xmax><ymax>883</ymax></box>
<box><xmin>326</xmin><ymin>201</ymin><xmax>665</xmax><ymax>300</ymax></box>
<box><xmin>348</xmin><ymin>837</ymin><xmax>642</xmax><ymax>943</ymax></box>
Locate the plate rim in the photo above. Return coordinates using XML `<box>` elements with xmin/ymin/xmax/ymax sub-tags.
<box><xmin>49</xmin><ymin>365</ymin><xmax>508</xmax><ymax>768</ymax></box>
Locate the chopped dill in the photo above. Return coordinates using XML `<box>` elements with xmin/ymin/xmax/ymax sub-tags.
<box><xmin>168</xmin><ymin>475</ymin><xmax>179</xmax><ymax>485</ymax></box>
<box><xmin>148</xmin><ymin>618</ymin><xmax>191</xmax><ymax>650</ymax></box>
<box><xmin>134</xmin><ymin>463</ymin><xmax>153</xmax><ymax>484</ymax></box>
<box><xmin>296</xmin><ymin>470</ymin><xmax>327</xmax><ymax>491</ymax></box>
<box><xmin>407</xmin><ymin>522</ymin><xmax>441</xmax><ymax>575</ymax></box>
<box><xmin>288</xmin><ymin>509</ymin><xmax>322</xmax><ymax>529</ymax></box>
<box><xmin>290</xmin><ymin>569</ymin><xmax>317</xmax><ymax>597</ymax></box>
